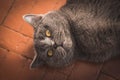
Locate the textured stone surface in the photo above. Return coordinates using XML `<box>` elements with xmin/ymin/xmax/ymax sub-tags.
<box><xmin>101</xmin><ymin>56</ymin><xmax>120</xmax><ymax>80</ymax></box>
<box><xmin>68</xmin><ymin>61</ymin><xmax>102</xmax><ymax>80</ymax></box>
<box><xmin>0</xmin><ymin>0</ymin><xmax>14</xmax><ymax>24</ymax></box>
<box><xmin>98</xmin><ymin>73</ymin><xmax>115</xmax><ymax>80</ymax></box>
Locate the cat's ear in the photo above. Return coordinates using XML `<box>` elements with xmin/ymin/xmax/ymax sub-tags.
<box><xmin>23</xmin><ymin>14</ymin><xmax>43</xmax><ymax>27</ymax></box>
<box><xmin>30</xmin><ymin>54</ymin><xmax>44</xmax><ymax>69</ymax></box>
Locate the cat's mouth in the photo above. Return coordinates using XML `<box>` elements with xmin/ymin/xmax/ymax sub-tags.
<box><xmin>46</xmin><ymin>43</ymin><xmax>67</xmax><ymax>57</ymax></box>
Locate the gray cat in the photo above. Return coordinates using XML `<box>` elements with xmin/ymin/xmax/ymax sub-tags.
<box><xmin>23</xmin><ymin>0</ymin><xmax>120</xmax><ymax>68</ymax></box>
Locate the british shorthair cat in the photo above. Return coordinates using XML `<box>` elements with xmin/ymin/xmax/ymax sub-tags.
<box><xmin>23</xmin><ymin>0</ymin><xmax>120</xmax><ymax>68</ymax></box>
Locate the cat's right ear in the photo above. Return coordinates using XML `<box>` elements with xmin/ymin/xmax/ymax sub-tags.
<box><xmin>23</xmin><ymin>14</ymin><xmax>43</xmax><ymax>28</ymax></box>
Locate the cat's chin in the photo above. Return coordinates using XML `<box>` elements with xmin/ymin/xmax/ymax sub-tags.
<box><xmin>55</xmin><ymin>46</ymin><xmax>67</xmax><ymax>57</ymax></box>
<box><xmin>55</xmin><ymin>46</ymin><xmax>72</xmax><ymax>57</ymax></box>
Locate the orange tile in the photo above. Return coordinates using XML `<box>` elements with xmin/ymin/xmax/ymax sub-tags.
<box><xmin>68</xmin><ymin>61</ymin><xmax>102</xmax><ymax>80</ymax></box>
<box><xmin>31</xmin><ymin>0</ymin><xmax>63</xmax><ymax>14</ymax></box>
<box><xmin>20</xmin><ymin>22</ymin><xmax>34</xmax><ymax>38</ymax></box>
<box><xmin>55</xmin><ymin>63</ymin><xmax>75</xmax><ymax>75</ymax></box>
<box><xmin>0</xmin><ymin>0</ymin><xmax>14</xmax><ymax>24</ymax></box>
<box><xmin>98</xmin><ymin>73</ymin><xmax>115</xmax><ymax>80</ymax></box>
<box><xmin>0</xmin><ymin>26</ymin><xmax>29</xmax><ymax>56</ymax></box>
<box><xmin>0</xmin><ymin>47</ymin><xmax>7</xmax><ymax>64</ymax></box>
<box><xmin>4</xmin><ymin>0</ymin><xmax>36</xmax><ymax>32</ymax></box>
<box><xmin>22</xmin><ymin>38</ymin><xmax>35</xmax><ymax>58</ymax></box>
<box><xmin>0</xmin><ymin>47</ymin><xmax>46</xmax><ymax>80</ymax></box>
<box><xmin>43</xmin><ymin>70</ymin><xmax>67</xmax><ymax>80</ymax></box>
<box><xmin>21</xmin><ymin>59</ymin><xmax>46</xmax><ymax>80</ymax></box>
<box><xmin>102</xmin><ymin>57</ymin><xmax>120</xmax><ymax>80</ymax></box>
<box><xmin>53</xmin><ymin>0</ymin><xmax>66</xmax><ymax>10</ymax></box>
<box><xmin>0</xmin><ymin>48</ymin><xmax>26</xmax><ymax>80</ymax></box>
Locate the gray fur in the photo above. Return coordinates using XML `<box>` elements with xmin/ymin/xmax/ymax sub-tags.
<box><xmin>23</xmin><ymin>0</ymin><xmax>120</xmax><ymax>68</ymax></box>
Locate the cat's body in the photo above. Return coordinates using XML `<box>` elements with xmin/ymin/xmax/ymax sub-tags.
<box><xmin>60</xmin><ymin>0</ymin><xmax>120</xmax><ymax>62</ymax></box>
<box><xmin>23</xmin><ymin>0</ymin><xmax>120</xmax><ymax>68</ymax></box>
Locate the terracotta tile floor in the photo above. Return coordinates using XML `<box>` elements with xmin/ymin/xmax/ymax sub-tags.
<box><xmin>0</xmin><ymin>0</ymin><xmax>120</xmax><ymax>80</ymax></box>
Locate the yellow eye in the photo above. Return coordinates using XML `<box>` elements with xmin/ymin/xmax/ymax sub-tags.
<box><xmin>47</xmin><ymin>50</ymin><xmax>53</xmax><ymax>57</ymax></box>
<box><xmin>45</xmin><ymin>30</ymin><xmax>51</xmax><ymax>37</ymax></box>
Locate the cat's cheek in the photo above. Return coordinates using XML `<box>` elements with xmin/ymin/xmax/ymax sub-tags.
<box><xmin>63</xmin><ymin>38</ymin><xmax>73</xmax><ymax>50</ymax></box>
<box><xmin>63</xmin><ymin>41</ymin><xmax>72</xmax><ymax>48</ymax></box>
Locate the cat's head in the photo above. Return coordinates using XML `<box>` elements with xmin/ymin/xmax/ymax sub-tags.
<box><xmin>23</xmin><ymin>11</ymin><xmax>75</xmax><ymax>68</ymax></box>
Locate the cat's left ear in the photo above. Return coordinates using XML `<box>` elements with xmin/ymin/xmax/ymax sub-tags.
<box><xmin>23</xmin><ymin>14</ymin><xmax>43</xmax><ymax>27</ymax></box>
<box><xmin>30</xmin><ymin>54</ymin><xmax>44</xmax><ymax>69</ymax></box>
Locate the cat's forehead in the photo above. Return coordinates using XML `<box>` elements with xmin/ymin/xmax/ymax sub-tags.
<box><xmin>36</xmin><ymin>11</ymin><xmax>66</xmax><ymax>30</ymax></box>
<box><xmin>36</xmin><ymin>19</ymin><xmax>54</xmax><ymax>31</ymax></box>
<box><xmin>42</xmin><ymin>11</ymin><xmax>62</xmax><ymax>22</ymax></box>
<box><xmin>39</xmin><ymin>16</ymin><xmax>57</xmax><ymax>29</ymax></box>
<box><xmin>42</xmin><ymin>14</ymin><xmax>56</xmax><ymax>23</ymax></box>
